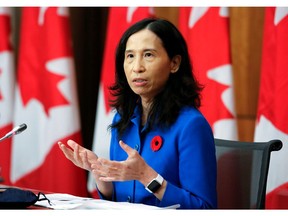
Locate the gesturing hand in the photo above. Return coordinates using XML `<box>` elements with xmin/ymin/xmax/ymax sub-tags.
<box><xmin>91</xmin><ymin>140</ymin><xmax>156</xmax><ymax>186</ymax></box>
<box><xmin>58</xmin><ymin>139</ymin><xmax>98</xmax><ymax>172</ymax></box>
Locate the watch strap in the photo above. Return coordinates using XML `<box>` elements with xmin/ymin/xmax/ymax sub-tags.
<box><xmin>145</xmin><ymin>174</ymin><xmax>164</xmax><ymax>193</ymax></box>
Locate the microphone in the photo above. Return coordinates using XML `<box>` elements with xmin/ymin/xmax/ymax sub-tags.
<box><xmin>0</xmin><ymin>123</ymin><xmax>27</xmax><ymax>142</ymax></box>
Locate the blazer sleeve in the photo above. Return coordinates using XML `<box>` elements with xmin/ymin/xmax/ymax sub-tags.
<box><xmin>159</xmin><ymin>115</ymin><xmax>217</xmax><ymax>209</ymax></box>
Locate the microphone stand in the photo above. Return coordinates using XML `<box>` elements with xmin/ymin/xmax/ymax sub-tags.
<box><xmin>0</xmin><ymin>123</ymin><xmax>27</xmax><ymax>184</ymax></box>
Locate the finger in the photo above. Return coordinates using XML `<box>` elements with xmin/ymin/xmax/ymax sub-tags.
<box><xmin>73</xmin><ymin>142</ymin><xmax>81</xmax><ymax>161</ymax></box>
<box><xmin>72</xmin><ymin>143</ymin><xmax>92</xmax><ymax>169</ymax></box>
<box><xmin>98</xmin><ymin>158</ymin><xmax>122</xmax><ymax>170</ymax></box>
<box><xmin>119</xmin><ymin>140</ymin><xmax>135</xmax><ymax>156</ymax></box>
<box><xmin>92</xmin><ymin>167</ymin><xmax>118</xmax><ymax>182</ymax></box>
<box><xmin>95</xmin><ymin>158</ymin><xmax>122</xmax><ymax>177</ymax></box>
<box><xmin>92</xmin><ymin>169</ymin><xmax>116</xmax><ymax>182</ymax></box>
<box><xmin>58</xmin><ymin>141</ymin><xmax>68</xmax><ymax>149</ymax></box>
<box><xmin>58</xmin><ymin>141</ymin><xmax>74</xmax><ymax>160</ymax></box>
<box><xmin>67</xmin><ymin>139</ymin><xmax>79</xmax><ymax>150</ymax></box>
<box><xmin>91</xmin><ymin>164</ymin><xmax>108</xmax><ymax>179</ymax></box>
<box><xmin>82</xmin><ymin>151</ymin><xmax>92</xmax><ymax>171</ymax></box>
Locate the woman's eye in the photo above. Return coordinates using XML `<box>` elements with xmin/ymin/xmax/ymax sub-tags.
<box><xmin>126</xmin><ymin>53</ymin><xmax>134</xmax><ymax>59</ymax></box>
<box><xmin>144</xmin><ymin>52</ymin><xmax>153</xmax><ymax>58</ymax></box>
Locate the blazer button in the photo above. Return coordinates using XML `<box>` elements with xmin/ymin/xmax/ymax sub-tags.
<box><xmin>127</xmin><ymin>196</ymin><xmax>131</xmax><ymax>202</ymax></box>
<box><xmin>134</xmin><ymin>144</ymin><xmax>139</xmax><ymax>151</ymax></box>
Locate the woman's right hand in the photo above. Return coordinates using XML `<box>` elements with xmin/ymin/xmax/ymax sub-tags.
<box><xmin>58</xmin><ymin>139</ymin><xmax>113</xmax><ymax>199</ymax></box>
<box><xmin>58</xmin><ymin>139</ymin><xmax>98</xmax><ymax>172</ymax></box>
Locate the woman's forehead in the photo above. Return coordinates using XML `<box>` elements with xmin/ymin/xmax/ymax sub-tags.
<box><xmin>126</xmin><ymin>29</ymin><xmax>163</xmax><ymax>49</ymax></box>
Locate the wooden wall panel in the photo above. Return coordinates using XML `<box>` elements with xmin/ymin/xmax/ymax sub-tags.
<box><xmin>154</xmin><ymin>7</ymin><xmax>179</xmax><ymax>26</ymax></box>
<box><xmin>230</xmin><ymin>7</ymin><xmax>265</xmax><ymax>141</ymax></box>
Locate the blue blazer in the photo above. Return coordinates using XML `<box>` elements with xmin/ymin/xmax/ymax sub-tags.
<box><xmin>105</xmin><ymin>105</ymin><xmax>217</xmax><ymax>209</ymax></box>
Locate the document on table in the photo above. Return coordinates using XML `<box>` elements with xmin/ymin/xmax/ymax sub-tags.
<box><xmin>35</xmin><ymin>193</ymin><xmax>92</xmax><ymax>209</ymax></box>
<box><xmin>35</xmin><ymin>193</ymin><xmax>180</xmax><ymax>210</ymax></box>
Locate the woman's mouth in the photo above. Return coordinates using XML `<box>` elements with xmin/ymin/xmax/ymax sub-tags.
<box><xmin>133</xmin><ymin>78</ymin><xmax>148</xmax><ymax>86</ymax></box>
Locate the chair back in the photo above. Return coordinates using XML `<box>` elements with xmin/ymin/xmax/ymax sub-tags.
<box><xmin>215</xmin><ymin>138</ymin><xmax>282</xmax><ymax>209</ymax></box>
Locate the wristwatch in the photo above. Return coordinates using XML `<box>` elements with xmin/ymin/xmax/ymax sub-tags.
<box><xmin>145</xmin><ymin>174</ymin><xmax>164</xmax><ymax>193</ymax></box>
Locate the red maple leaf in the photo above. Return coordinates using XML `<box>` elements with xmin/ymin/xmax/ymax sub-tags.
<box><xmin>180</xmin><ymin>7</ymin><xmax>234</xmax><ymax>127</ymax></box>
<box><xmin>18</xmin><ymin>8</ymin><xmax>71</xmax><ymax>116</ymax></box>
<box><xmin>257</xmin><ymin>8</ymin><xmax>288</xmax><ymax>134</ymax></box>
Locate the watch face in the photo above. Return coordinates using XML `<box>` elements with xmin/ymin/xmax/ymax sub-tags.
<box><xmin>148</xmin><ymin>180</ymin><xmax>161</xmax><ymax>193</ymax></box>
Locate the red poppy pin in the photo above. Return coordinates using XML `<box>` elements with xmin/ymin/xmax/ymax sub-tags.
<box><xmin>151</xmin><ymin>135</ymin><xmax>163</xmax><ymax>152</ymax></box>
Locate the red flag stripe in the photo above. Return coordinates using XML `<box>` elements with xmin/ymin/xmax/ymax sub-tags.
<box><xmin>12</xmin><ymin>7</ymin><xmax>87</xmax><ymax>196</ymax></box>
<box><xmin>0</xmin><ymin>7</ymin><xmax>15</xmax><ymax>186</ymax></box>
<box><xmin>254</xmin><ymin>7</ymin><xmax>288</xmax><ymax>209</ymax></box>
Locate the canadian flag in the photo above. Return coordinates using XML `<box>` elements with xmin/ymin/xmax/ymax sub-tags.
<box><xmin>88</xmin><ymin>7</ymin><xmax>154</xmax><ymax>197</ymax></box>
<box><xmin>254</xmin><ymin>7</ymin><xmax>288</xmax><ymax>209</ymax></box>
<box><xmin>0</xmin><ymin>7</ymin><xmax>15</xmax><ymax>185</ymax></box>
<box><xmin>178</xmin><ymin>7</ymin><xmax>238</xmax><ymax>140</ymax></box>
<box><xmin>11</xmin><ymin>7</ymin><xmax>87</xmax><ymax>196</ymax></box>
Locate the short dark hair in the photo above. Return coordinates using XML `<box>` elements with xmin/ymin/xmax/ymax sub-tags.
<box><xmin>109</xmin><ymin>17</ymin><xmax>203</xmax><ymax>137</ymax></box>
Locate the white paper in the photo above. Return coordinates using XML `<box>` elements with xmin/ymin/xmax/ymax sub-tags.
<box><xmin>35</xmin><ymin>193</ymin><xmax>179</xmax><ymax>210</ymax></box>
<box><xmin>35</xmin><ymin>193</ymin><xmax>92</xmax><ymax>209</ymax></box>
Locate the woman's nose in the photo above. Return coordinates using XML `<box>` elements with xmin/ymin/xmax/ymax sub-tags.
<box><xmin>132</xmin><ymin>57</ymin><xmax>144</xmax><ymax>73</ymax></box>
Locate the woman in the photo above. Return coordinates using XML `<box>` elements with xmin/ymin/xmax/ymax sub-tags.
<box><xmin>58</xmin><ymin>17</ymin><xmax>217</xmax><ymax>209</ymax></box>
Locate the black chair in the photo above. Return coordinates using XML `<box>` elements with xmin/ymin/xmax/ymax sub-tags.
<box><xmin>215</xmin><ymin>138</ymin><xmax>282</xmax><ymax>209</ymax></box>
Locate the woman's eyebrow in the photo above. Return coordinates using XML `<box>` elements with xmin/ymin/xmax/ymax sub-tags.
<box><xmin>125</xmin><ymin>48</ymin><xmax>157</xmax><ymax>53</ymax></box>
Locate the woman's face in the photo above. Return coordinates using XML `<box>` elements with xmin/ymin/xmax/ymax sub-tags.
<box><xmin>123</xmin><ymin>29</ymin><xmax>179</xmax><ymax>103</ymax></box>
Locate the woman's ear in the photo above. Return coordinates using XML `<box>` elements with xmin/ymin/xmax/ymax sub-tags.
<box><xmin>170</xmin><ymin>55</ymin><xmax>182</xmax><ymax>73</ymax></box>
